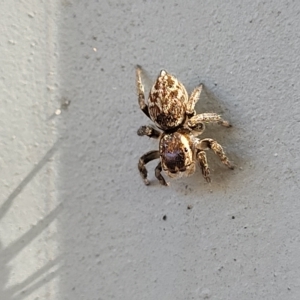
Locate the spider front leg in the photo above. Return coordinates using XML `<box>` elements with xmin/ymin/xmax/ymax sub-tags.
<box><xmin>188</xmin><ymin>113</ymin><xmax>231</xmax><ymax>128</ymax></box>
<box><xmin>155</xmin><ymin>161</ymin><xmax>168</xmax><ymax>186</ymax></box>
<box><xmin>138</xmin><ymin>150</ymin><xmax>159</xmax><ymax>185</ymax></box>
<box><xmin>186</xmin><ymin>84</ymin><xmax>203</xmax><ymax>115</ymax></box>
<box><xmin>138</xmin><ymin>150</ymin><xmax>167</xmax><ymax>186</ymax></box>
<box><xmin>197</xmin><ymin>138</ymin><xmax>234</xmax><ymax>169</ymax></box>
<box><xmin>137</xmin><ymin>125</ymin><xmax>161</xmax><ymax>139</ymax></box>
<box><xmin>197</xmin><ymin>150</ymin><xmax>211</xmax><ymax>183</ymax></box>
<box><xmin>136</xmin><ymin>65</ymin><xmax>150</xmax><ymax>119</ymax></box>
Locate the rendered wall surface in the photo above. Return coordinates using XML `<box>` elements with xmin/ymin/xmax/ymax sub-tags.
<box><xmin>1</xmin><ymin>1</ymin><xmax>300</xmax><ymax>299</ymax></box>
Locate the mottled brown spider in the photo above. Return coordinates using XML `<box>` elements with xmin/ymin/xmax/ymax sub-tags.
<box><xmin>136</xmin><ymin>65</ymin><xmax>234</xmax><ymax>186</ymax></box>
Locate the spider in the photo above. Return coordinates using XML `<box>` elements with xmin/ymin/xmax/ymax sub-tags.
<box><xmin>136</xmin><ymin>65</ymin><xmax>234</xmax><ymax>186</ymax></box>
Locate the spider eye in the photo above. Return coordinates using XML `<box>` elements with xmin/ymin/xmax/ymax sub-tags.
<box><xmin>160</xmin><ymin>132</ymin><xmax>193</xmax><ymax>175</ymax></box>
<box><xmin>163</xmin><ymin>150</ymin><xmax>185</xmax><ymax>171</ymax></box>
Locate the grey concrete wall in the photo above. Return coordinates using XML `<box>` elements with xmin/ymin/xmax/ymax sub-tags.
<box><xmin>1</xmin><ymin>0</ymin><xmax>300</xmax><ymax>299</ymax></box>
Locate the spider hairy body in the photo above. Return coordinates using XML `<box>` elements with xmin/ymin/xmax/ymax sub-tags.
<box><xmin>136</xmin><ymin>66</ymin><xmax>233</xmax><ymax>186</ymax></box>
<box><xmin>148</xmin><ymin>70</ymin><xmax>189</xmax><ymax>130</ymax></box>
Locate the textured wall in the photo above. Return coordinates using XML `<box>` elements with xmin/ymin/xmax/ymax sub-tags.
<box><xmin>1</xmin><ymin>1</ymin><xmax>300</xmax><ymax>299</ymax></box>
<box><xmin>0</xmin><ymin>1</ymin><xmax>61</xmax><ymax>299</ymax></box>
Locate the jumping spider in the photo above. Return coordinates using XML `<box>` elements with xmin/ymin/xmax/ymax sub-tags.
<box><xmin>136</xmin><ymin>65</ymin><xmax>234</xmax><ymax>186</ymax></box>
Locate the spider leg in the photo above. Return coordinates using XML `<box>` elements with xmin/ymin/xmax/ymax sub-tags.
<box><xmin>155</xmin><ymin>161</ymin><xmax>168</xmax><ymax>186</ymax></box>
<box><xmin>188</xmin><ymin>113</ymin><xmax>231</xmax><ymax>128</ymax></box>
<box><xmin>186</xmin><ymin>84</ymin><xmax>203</xmax><ymax>115</ymax></box>
<box><xmin>137</xmin><ymin>125</ymin><xmax>161</xmax><ymax>139</ymax></box>
<box><xmin>136</xmin><ymin>65</ymin><xmax>150</xmax><ymax>119</ymax></box>
<box><xmin>197</xmin><ymin>138</ymin><xmax>234</xmax><ymax>169</ymax></box>
<box><xmin>138</xmin><ymin>150</ymin><xmax>160</xmax><ymax>185</ymax></box>
<box><xmin>196</xmin><ymin>150</ymin><xmax>211</xmax><ymax>182</ymax></box>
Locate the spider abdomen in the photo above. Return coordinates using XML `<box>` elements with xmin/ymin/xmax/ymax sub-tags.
<box><xmin>148</xmin><ymin>70</ymin><xmax>188</xmax><ymax>130</ymax></box>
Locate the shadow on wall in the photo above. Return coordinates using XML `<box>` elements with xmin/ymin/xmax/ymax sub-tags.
<box><xmin>0</xmin><ymin>143</ymin><xmax>62</xmax><ymax>299</ymax></box>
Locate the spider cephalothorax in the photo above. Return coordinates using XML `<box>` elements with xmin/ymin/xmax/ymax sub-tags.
<box><xmin>136</xmin><ymin>66</ymin><xmax>234</xmax><ymax>186</ymax></box>
<box><xmin>159</xmin><ymin>131</ymin><xmax>195</xmax><ymax>178</ymax></box>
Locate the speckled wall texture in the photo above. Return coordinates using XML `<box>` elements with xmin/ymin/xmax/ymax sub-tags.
<box><xmin>1</xmin><ymin>1</ymin><xmax>300</xmax><ymax>299</ymax></box>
